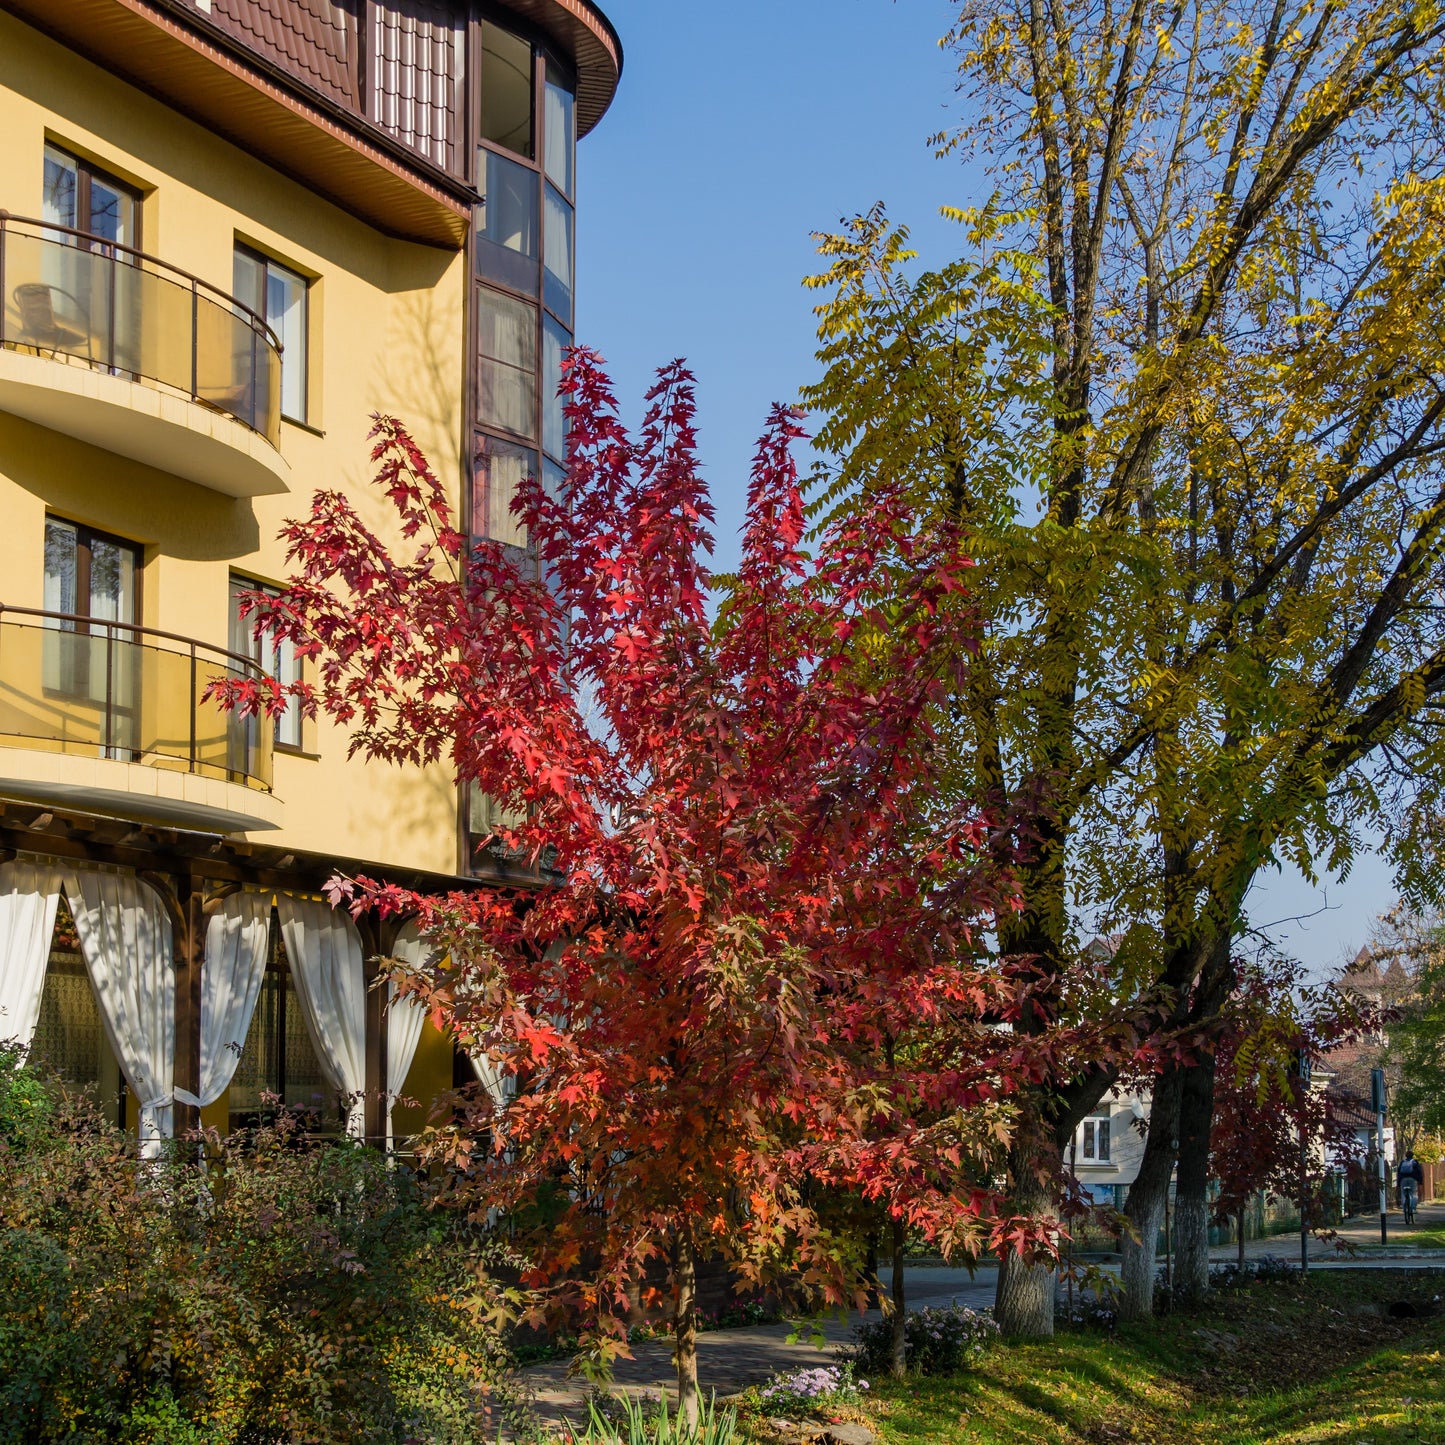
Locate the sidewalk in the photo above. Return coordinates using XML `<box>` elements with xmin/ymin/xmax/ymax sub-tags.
<box><xmin>1206</xmin><ymin>1199</ymin><xmax>1445</xmax><ymax>1263</ymax></box>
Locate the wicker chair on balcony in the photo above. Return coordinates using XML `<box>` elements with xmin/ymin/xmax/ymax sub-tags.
<box><xmin>10</xmin><ymin>281</ymin><xmax>92</xmax><ymax>360</ymax></box>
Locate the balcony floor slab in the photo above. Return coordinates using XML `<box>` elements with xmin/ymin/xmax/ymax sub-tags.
<box><xmin>0</xmin><ymin>743</ymin><xmax>282</xmax><ymax>834</ymax></box>
<box><xmin>0</xmin><ymin>347</ymin><xmax>289</xmax><ymax>498</ymax></box>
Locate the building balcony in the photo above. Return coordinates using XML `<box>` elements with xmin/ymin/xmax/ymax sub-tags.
<box><xmin>0</xmin><ymin>604</ymin><xmax>281</xmax><ymax>834</ymax></box>
<box><xmin>0</xmin><ymin>214</ymin><xmax>289</xmax><ymax>498</ymax></box>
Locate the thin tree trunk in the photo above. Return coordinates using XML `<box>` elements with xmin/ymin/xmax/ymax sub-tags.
<box><xmin>994</xmin><ymin>1109</ymin><xmax>1057</xmax><ymax>1339</ymax></box>
<box><xmin>673</xmin><ymin>1227</ymin><xmax>699</xmax><ymax>1429</ymax></box>
<box><xmin>1120</xmin><ymin>1066</ymin><xmax>1183</xmax><ymax>1320</ymax></box>
<box><xmin>1174</xmin><ymin>1054</ymin><xmax>1215</xmax><ymax>1300</ymax></box>
<box><xmin>889</xmin><ymin>1215</ymin><xmax>907</xmax><ymax>1378</ymax></box>
<box><xmin>1237</xmin><ymin>1207</ymin><xmax>1246</xmax><ymax>1270</ymax></box>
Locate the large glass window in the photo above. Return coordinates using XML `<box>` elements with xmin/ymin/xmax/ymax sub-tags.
<box><xmin>544</xmin><ymin>62</ymin><xmax>575</xmax><ymax>198</ymax></box>
<box><xmin>542</xmin><ymin>312</ymin><xmax>570</xmax><ymax>463</ymax></box>
<box><xmin>543</xmin><ymin>185</ymin><xmax>574</xmax><ymax>326</ymax></box>
<box><xmin>480</xmin><ymin>20</ymin><xmax>533</xmax><ymax>156</ymax></box>
<box><xmin>477</xmin><ymin>287</ymin><xmax>537</xmax><ymax>441</ymax></box>
<box><xmin>1081</xmin><ymin>1116</ymin><xmax>1111</xmax><ymax>1162</ymax></box>
<box><xmin>476</xmin><ymin>149</ymin><xmax>540</xmax><ymax>296</ymax></box>
<box><xmin>230</xmin><ymin>575</ymin><xmax>303</xmax><ymax>750</ymax></box>
<box><xmin>43</xmin><ymin>517</ymin><xmax>139</xmax><ymax>713</ymax></box>
<box><xmin>42</xmin><ymin>144</ymin><xmax>138</xmax><ymax>246</ymax></box>
<box><xmin>233</xmin><ymin>246</ymin><xmax>308</xmax><ymax>423</ymax></box>
<box><xmin>473</xmin><ymin>433</ymin><xmax>535</xmax><ymax>551</ymax></box>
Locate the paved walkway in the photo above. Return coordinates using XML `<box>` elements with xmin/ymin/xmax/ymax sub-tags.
<box><xmin>1205</xmin><ymin>1198</ymin><xmax>1445</xmax><ymax>1263</ymax></box>
<box><xmin>521</xmin><ymin>1203</ymin><xmax>1445</xmax><ymax>1429</ymax></box>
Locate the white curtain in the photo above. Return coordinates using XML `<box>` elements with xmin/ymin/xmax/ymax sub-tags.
<box><xmin>385</xmin><ymin>919</ymin><xmax>432</xmax><ymax>1149</ymax></box>
<box><xmin>174</xmin><ymin>890</ymin><xmax>271</xmax><ymax>1110</ymax></box>
<box><xmin>277</xmin><ymin>894</ymin><xmax>367</xmax><ymax>1138</ymax></box>
<box><xmin>469</xmin><ymin>1048</ymin><xmax>516</xmax><ymax>1115</ymax></box>
<box><xmin>0</xmin><ymin>859</ymin><xmax>64</xmax><ymax>1046</ymax></box>
<box><xmin>65</xmin><ymin>868</ymin><xmax>174</xmax><ymax>1159</ymax></box>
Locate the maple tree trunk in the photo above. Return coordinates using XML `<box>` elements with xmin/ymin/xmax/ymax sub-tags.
<box><xmin>1237</xmin><ymin>1207</ymin><xmax>1247</xmax><ymax>1270</ymax></box>
<box><xmin>1174</xmin><ymin>1054</ymin><xmax>1216</xmax><ymax>1301</ymax></box>
<box><xmin>994</xmin><ymin>1109</ymin><xmax>1056</xmax><ymax>1339</ymax></box>
<box><xmin>673</xmin><ymin>1226</ymin><xmax>700</xmax><ymax>1429</ymax></box>
<box><xmin>889</xmin><ymin>1215</ymin><xmax>907</xmax><ymax>1378</ymax></box>
<box><xmin>1120</xmin><ymin>1066</ymin><xmax>1183</xmax><ymax>1320</ymax></box>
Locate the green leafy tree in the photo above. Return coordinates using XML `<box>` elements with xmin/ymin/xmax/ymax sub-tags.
<box><xmin>805</xmin><ymin>0</ymin><xmax>1445</xmax><ymax>1335</ymax></box>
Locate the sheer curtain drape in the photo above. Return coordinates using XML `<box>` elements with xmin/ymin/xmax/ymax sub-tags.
<box><xmin>64</xmin><ymin>867</ymin><xmax>174</xmax><ymax>1158</ymax></box>
<box><xmin>277</xmin><ymin>894</ymin><xmax>367</xmax><ymax>1138</ymax></box>
<box><xmin>384</xmin><ymin>920</ymin><xmax>432</xmax><ymax>1149</ymax></box>
<box><xmin>0</xmin><ymin>859</ymin><xmax>64</xmax><ymax>1046</ymax></box>
<box><xmin>174</xmin><ymin>890</ymin><xmax>271</xmax><ymax>1110</ymax></box>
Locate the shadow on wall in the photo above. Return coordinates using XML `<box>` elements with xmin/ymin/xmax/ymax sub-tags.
<box><xmin>0</xmin><ymin>412</ymin><xmax>262</xmax><ymax>563</ymax></box>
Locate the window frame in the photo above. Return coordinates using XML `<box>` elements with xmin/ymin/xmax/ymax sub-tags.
<box><xmin>232</xmin><ymin>243</ymin><xmax>310</xmax><ymax>426</ymax></box>
<box><xmin>44</xmin><ymin>516</ymin><xmax>143</xmax><ymax>631</ymax></box>
<box><xmin>1081</xmin><ymin>1115</ymin><xmax>1112</xmax><ymax>1163</ymax></box>
<box><xmin>42</xmin><ymin>143</ymin><xmax>142</xmax><ymax>249</ymax></box>
<box><xmin>229</xmin><ymin>573</ymin><xmax>304</xmax><ymax>753</ymax></box>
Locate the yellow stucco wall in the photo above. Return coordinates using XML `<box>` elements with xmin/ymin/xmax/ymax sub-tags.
<box><xmin>0</xmin><ymin>10</ymin><xmax>466</xmax><ymax>877</ymax></box>
<box><xmin>392</xmin><ymin>1017</ymin><xmax>458</xmax><ymax>1144</ymax></box>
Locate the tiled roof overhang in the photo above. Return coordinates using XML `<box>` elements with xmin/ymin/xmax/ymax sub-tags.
<box><xmin>2</xmin><ymin>0</ymin><xmax>473</xmax><ymax>247</ymax></box>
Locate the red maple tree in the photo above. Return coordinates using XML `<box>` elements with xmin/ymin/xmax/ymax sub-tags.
<box><xmin>217</xmin><ymin>352</ymin><xmax>1058</xmax><ymax>1415</ymax></box>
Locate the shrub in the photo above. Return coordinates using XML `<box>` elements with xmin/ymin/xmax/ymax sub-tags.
<box><xmin>0</xmin><ymin>1053</ymin><xmax>527</xmax><ymax>1444</ymax></box>
<box><xmin>753</xmin><ymin>1362</ymin><xmax>868</xmax><ymax>1416</ymax></box>
<box><xmin>850</xmin><ymin>1301</ymin><xmax>999</xmax><ymax>1377</ymax></box>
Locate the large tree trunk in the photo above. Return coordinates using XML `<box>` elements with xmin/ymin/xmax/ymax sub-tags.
<box><xmin>994</xmin><ymin>1109</ymin><xmax>1057</xmax><ymax>1339</ymax></box>
<box><xmin>672</xmin><ymin>1227</ymin><xmax>699</xmax><ymax>1428</ymax></box>
<box><xmin>1119</xmin><ymin>1067</ymin><xmax>1183</xmax><ymax>1320</ymax></box>
<box><xmin>1173</xmin><ymin>1053</ymin><xmax>1216</xmax><ymax>1301</ymax></box>
<box><xmin>889</xmin><ymin>1215</ymin><xmax>907</xmax><ymax>1377</ymax></box>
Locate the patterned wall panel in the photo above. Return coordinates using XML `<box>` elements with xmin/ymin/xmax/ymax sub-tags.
<box><xmin>369</xmin><ymin>0</ymin><xmax>464</xmax><ymax>171</ymax></box>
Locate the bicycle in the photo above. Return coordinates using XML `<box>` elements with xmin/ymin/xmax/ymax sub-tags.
<box><xmin>1401</xmin><ymin>1181</ymin><xmax>1418</xmax><ymax>1226</ymax></box>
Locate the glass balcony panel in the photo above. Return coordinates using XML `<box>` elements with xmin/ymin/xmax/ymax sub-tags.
<box><xmin>0</xmin><ymin>217</ymin><xmax>282</xmax><ymax>447</ymax></box>
<box><xmin>0</xmin><ymin>611</ymin><xmax>273</xmax><ymax>790</ymax></box>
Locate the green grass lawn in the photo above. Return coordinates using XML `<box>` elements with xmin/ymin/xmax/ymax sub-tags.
<box><xmin>1396</xmin><ymin>1228</ymin><xmax>1445</xmax><ymax>1249</ymax></box>
<box><xmin>851</xmin><ymin>1271</ymin><xmax>1445</xmax><ymax>1445</ymax></box>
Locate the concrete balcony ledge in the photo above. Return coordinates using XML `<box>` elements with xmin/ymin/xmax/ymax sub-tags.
<box><xmin>0</xmin><ymin>347</ymin><xmax>289</xmax><ymax>497</ymax></box>
<box><xmin>0</xmin><ymin>744</ymin><xmax>283</xmax><ymax>834</ymax></box>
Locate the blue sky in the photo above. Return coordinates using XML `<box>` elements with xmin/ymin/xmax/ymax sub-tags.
<box><xmin>572</xmin><ymin>0</ymin><xmax>1399</xmax><ymax>976</ymax></box>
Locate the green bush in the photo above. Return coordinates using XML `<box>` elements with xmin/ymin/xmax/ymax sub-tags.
<box><xmin>0</xmin><ymin>1049</ymin><xmax>527</xmax><ymax>1443</ymax></box>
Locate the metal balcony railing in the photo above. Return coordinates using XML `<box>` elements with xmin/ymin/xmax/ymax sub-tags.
<box><xmin>0</xmin><ymin>604</ymin><xmax>273</xmax><ymax>791</ymax></box>
<box><xmin>0</xmin><ymin>213</ymin><xmax>282</xmax><ymax>447</ymax></box>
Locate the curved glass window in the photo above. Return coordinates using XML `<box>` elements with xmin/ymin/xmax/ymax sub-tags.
<box><xmin>478</xmin><ymin>286</ymin><xmax>537</xmax><ymax>440</ymax></box>
<box><xmin>480</xmin><ymin>20</ymin><xmax>533</xmax><ymax>156</ymax></box>
<box><xmin>477</xmin><ymin>150</ymin><xmax>540</xmax><ymax>296</ymax></box>
<box><xmin>543</xmin><ymin>184</ymin><xmax>574</xmax><ymax>326</ymax></box>
<box><xmin>474</xmin><ymin>433</ymin><xmax>536</xmax><ymax>550</ymax></box>
<box><xmin>544</xmin><ymin>62</ymin><xmax>575</xmax><ymax>198</ymax></box>
<box><xmin>542</xmin><ymin>311</ymin><xmax>570</xmax><ymax>462</ymax></box>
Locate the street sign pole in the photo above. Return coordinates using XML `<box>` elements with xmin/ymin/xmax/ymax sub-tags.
<box><xmin>1372</xmin><ymin>1068</ymin><xmax>1388</xmax><ymax>1247</ymax></box>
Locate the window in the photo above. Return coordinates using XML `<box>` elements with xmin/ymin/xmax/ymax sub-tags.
<box><xmin>476</xmin><ymin>149</ymin><xmax>540</xmax><ymax>295</ymax></box>
<box><xmin>43</xmin><ymin>144</ymin><xmax>139</xmax><ymax>246</ymax></box>
<box><xmin>544</xmin><ymin>61</ymin><xmax>575</xmax><ymax>197</ymax></box>
<box><xmin>1081</xmin><ymin>1116</ymin><xmax>1111</xmax><ymax>1162</ymax></box>
<box><xmin>229</xmin><ymin>575</ymin><xmax>303</xmax><ymax>750</ymax></box>
<box><xmin>233</xmin><ymin>246</ymin><xmax>308</xmax><ymax>423</ymax></box>
<box><xmin>543</xmin><ymin>184</ymin><xmax>574</xmax><ymax>325</ymax></box>
<box><xmin>473</xmin><ymin>433</ymin><xmax>535</xmax><ymax>551</ymax></box>
<box><xmin>542</xmin><ymin>312</ymin><xmax>569</xmax><ymax>462</ymax></box>
<box><xmin>477</xmin><ymin>286</ymin><xmax>537</xmax><ymax>440</ymax></box>
<box><xmin>479</xmin><ymin>20</ymin><xmax>533</xmax><ymax>156</ymax></box>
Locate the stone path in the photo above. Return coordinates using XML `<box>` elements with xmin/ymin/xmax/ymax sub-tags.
<box><xmin>522</xmin><ymin>1265</ymin><xmax>998</xmax><ymax>1429</ymax></box>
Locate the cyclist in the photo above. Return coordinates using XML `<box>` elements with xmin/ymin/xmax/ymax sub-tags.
<box><xmin>1398</xmin><ymin>1150</ymin><xmax>1424</xmax><ymax>1225</ymax></box>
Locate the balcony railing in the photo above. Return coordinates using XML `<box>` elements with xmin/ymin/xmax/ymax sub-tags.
<box><xmin>0</xmin><ymin>214</ymin><xmax>282</xmax><ymax>447</ymax></box>
<box><xmin>0</xmin><ymin>604</ymin><xmax>273</xmax><ymax>792</ymax></box>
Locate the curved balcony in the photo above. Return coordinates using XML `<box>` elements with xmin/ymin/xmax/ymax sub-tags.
<box><xmin>0</xmin><ymin>604</ymin><xmax>281</xmax><ymax>834</ymax></box>
<box><xmin>0</xmin><ymin>215</ymin><xmax>289</xmax><ymax>498</ymax></box>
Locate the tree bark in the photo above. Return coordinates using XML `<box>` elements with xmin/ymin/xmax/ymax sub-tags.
<box><xmin>889</xmin><ymin>1215</ymin><xmax>907</xmax><ymax>1378</ymax></box>
<box><xmin>994</xmin><ymin>1110</ymin><xmax>1057</xmax><ymax>1338</ymax></box>
<box><xmin>1237</xmin><ymin>1207</ymin><xmax>1246</xmax><ymax>1270</ymax></box>
<box><xmin>1119</xmin><ymin>1066</ymin><xmax>1183</xmax><ymax>1320</ymax></box>
<box><xmin>1174</xmin><ymin>1053</ymin><xmax>1216</xmax><ymax>1300</ymax></box>
<box><xmin>672</xmin><ymin>1227</ymin><xmax>699</xmax><ymax>1428</ymax></box>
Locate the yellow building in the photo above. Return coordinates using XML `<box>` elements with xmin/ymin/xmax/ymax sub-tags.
<box><xmin>0</xmin><ymin>0</ymin><xmax>619</xmax><ymax>1152</ymax></box>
